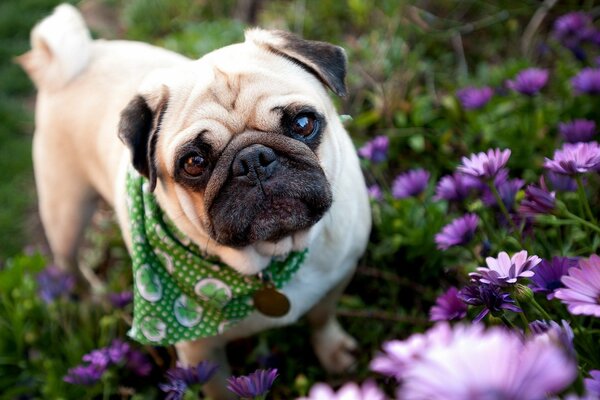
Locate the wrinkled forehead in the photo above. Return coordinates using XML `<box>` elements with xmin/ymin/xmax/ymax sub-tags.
<box><xmin>151</xmin><ymin>42</ymin><xmax>332</xmax><ymax>162</ymax></box>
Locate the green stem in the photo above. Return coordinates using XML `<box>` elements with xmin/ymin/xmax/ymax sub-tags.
<box><xmin>500</xmin><ymin>314</ymin><xmax>517</xmax><ymax>329</ymax></box>
<box><xmin>563</xmin><ymin>209</ymin><xmax>600</xmax><ymax>234</ymax></box>
<box><xmin>529</xmin><ymin>297</ymin><xmax>552</xmax><ymax>321</ymax></box>
<box><xmin>513</xmin><ymin>298</ymin><xmax>531</xmax><ymax>332</ymax></box>
<box><xmin>488</xmin><ymin>182</ymin><xmax>524</xmax><ymax>247</ymax></box>
<box><xmin>575</xmin><ymin>175</ymin><xmax>596</xmax><ymax>223</ymax></box>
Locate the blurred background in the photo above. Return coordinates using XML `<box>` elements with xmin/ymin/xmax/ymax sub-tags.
<box><xmin>1</xmin><ymin>0</ymin><xmax>598</xmax><ymax>398</ymax></box>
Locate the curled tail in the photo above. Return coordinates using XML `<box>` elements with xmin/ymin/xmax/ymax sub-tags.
<box><xmin>16</xmin><ymin>3</ymin><xmax>91</xmax><ymax>90</ymax></box>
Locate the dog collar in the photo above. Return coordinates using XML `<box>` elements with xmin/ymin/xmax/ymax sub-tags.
<box><xmin>125</xmin><ymin>169</ymin><xmax>306</xmax><ymax>345</ymax></box>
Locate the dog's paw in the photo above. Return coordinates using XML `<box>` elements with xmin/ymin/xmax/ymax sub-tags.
<box><xmin>312</xmin><ymin>320</ymin><xmax>358</xmax><ymax>374</ymax></box>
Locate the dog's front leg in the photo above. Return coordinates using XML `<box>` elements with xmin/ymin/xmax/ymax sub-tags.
<box><xmin>175</xmin><ymin>336</ymin><xmax>236</xmax><ymax>400</ymax></box>
<box><xmin>307</xmin><ymin>272</ymin><xmax>358</xmax><ymax>374</ymax></box>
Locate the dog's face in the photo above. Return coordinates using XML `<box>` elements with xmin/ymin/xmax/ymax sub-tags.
<box><xmin>119</xmin><ymin>29</ymin><xmax>347</xmax><ymax>254</ymax></box>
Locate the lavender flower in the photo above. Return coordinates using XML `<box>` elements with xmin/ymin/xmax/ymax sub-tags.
<box><xmin>358</xmin><ymin>136</ymin><xmax>389</xmax><ymax>163</ymax></box>
<box><xmin>398</xmin><ymin>323</ymin><xmax>577</xmax><ymax>400</ymax></box>
<box><xmin>367</xmin><ymin>184</ymin><xmax>383</xmax><ymax>201</ymax></box>
<box><xmin>434</xmin><ymin>173</ymin><xmax>479</xmax><ymax>201</ymax></box>
<box><xmin>429</xmin><ymin>287</ymin><xmax>467</xmax><ymax>321</ymax></box>
<box><xmin>458</xmin><ymin>284</ymin><xmax>522</xmax><ymax>322</ymax></box>
<box><xmin>63</xmin><ymin>364</ymin><xmax>105</xmax><ymax>386</ymax></box>
<box><xmin>559</xmin><ymin>119</ymin><xmax>597</xmax><ymax>143</ymax></box>
<box><xmin>434</xmin><ymin>214</ymin><xmax>479</xmax><ymax>250</ymax></box>
<box><xmin>392</xmin><ymin>168</ymin><xmax>430</xmax><ymax>199</ymax></box>
<box><xmin>553</xmin><ymin>12</ymin><xmax>594</xmax><ymax>49</ymax></box>
<box><xmin>108</xmin><ymin>290</ymin><xmax>133</xmax><ymax>308</ymax></box>
<box><xmin>298</xmin><ymin>380</ymin><xmax>386</xmax><ymax>400</ymax></box>
<box><xmin>458</xmin><ymin>148</ymin><xmax>511</xmax><ymax>180</ymax></box>
<box><xmin>456</xmin><ymin>86</ymin><xmax>493</xmax><ymax>110</ymax></box>
<box><xmin>585</xmin><ymin>370</ymin><xmax>600</xmax><ymax>397</ymax></box>
<box><xmin>572</xmin><ymin>68</ymin><xmax>600</xmax><ymax>94</ymax></box>
<box><xmin>530</xmin><ymin>257</ymin><xmax>577</xmax><ymax>300</ymax></box>
<box><xmin>471</xmin><ymin>250</ymin><xmax>541</xmax><ymax>286</ymax></box>
<box><xmin>36</xmin><ymin>265</ymin><xmax>75</xmax><ymax>303</ymax></box>
<box><xmin>544</xmin><ymin>142</ymin><xmax>600</xmax><ymax>175</ymax></box>
<box><xmin>82</xmin><ymin>348</ymin><xmax>111</xmax><ymax>370</ymax></box>
<box><xmin>227</xmin><ymin>368</ymin><xmax>278</xmax><ymax>399</ymax></box>
<box><xmin>518</xmin><ymin>184</ymin><xmax>556</xmax><ymax>217</ymax></box>
<box><xmin>546</xmin><ymin>171</ymin><xmax>577</xmax><ymax>192</ymax></box>
<box><xmin>482</xmin><ymin>177</ymin><xmax>524</xmax><ymax>210</ymax></box>
<box><xmin>555</xmin><ymin>254</ymin><xmax>600</xmax><ymax>317</ymax></box>
<box><xmin>506</xmin><ymin>68</ymin><xmax>549</xmax><ymax>95</ymax></box>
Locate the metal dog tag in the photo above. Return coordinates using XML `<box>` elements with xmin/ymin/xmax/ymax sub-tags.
<box><xmin>253</xmin><ymin>282</ymin><xmax>290</xmax><ymax>317</ymax></box>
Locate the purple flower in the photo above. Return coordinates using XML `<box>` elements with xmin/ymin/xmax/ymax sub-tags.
<box><xmin>159</xmin><ymin>379</ymin><xmax>188</xmax><ymax>400</ymax></box>
<box><xmin>555</xmin><ymin>254</ymin><xmax>600</xmax><ymax>317</ymax></box>
<box><xmin>36</xmin><ymin>265</ymin><xmax>75</xmax><ymax>303</ymax></box>
<box><xmin>572</xmin><ymin>68</ymin><xmax>600</xmax><ymax>94</ymax></box>
<box><xmin>108</xmin><ymin>291</ymin><xmax>133</xmax><ymax>308</ymax></box>
<box><xmin>544</xmin><ymin>142</ymin><xmax>600</xmax><ymax>175</ymax></box>
<box><xmin>458</xmin><ymin>284</ymin><xmax>522</xmax><ymax>322</ymax></box>
<box><xmin>506</xmin><ymin>68</ymin><xmax>549</xmax><ymax>96</ymax></box>
<box><xmin>585</xmin><ymin>370</ymin><xmax>600</xmax><ymax>396</ymax></box>
<box><xmin>82</xmin><ymin>349</ymin><xmax>111</xmax><ymax>370</ymax></box>
<box><xmin>529</xmin><ymin>319</ymin><xmax>575</xmax><ymax>359</ymax></box>
<box><xmin>166</xmin><ymin>361</ymin><xmax>219</xmax><ymax>386</ymax></box>
<box><xmin>482</xmin><ymin>177</ymin><xmax>524</xmax><ymax>210</ymax></box>
<box><xmin>434</xmin><ymin>214</ymin><xmax>479</xmax><ymax>250</ymax></box>
<box><xmin>391</xmin><ymin>168</ymin><xmax>430</xmax><ymax>199</ymax></box>
<box><xmin>226</xmin><ymin>368</ymin><xmax>278</xmax><ymax>398</ymax></box>
<box><xmin>434</xmin><ymin>173</ymin><xmax>479</xmax><ymax>201</ymax></box>
<box><xmin>471</xmin><ymin>250</ymin><xmax>542</xmax><ymax>286</ymax></box>
<box><xmin>458</xmin><ymin>148</ymin><xmax>511</xmax><ymax>180</ymax></box>
<box><xmin>546</xmin><ymin>171</ymin><xmax>577</xmax><ymax>192</ymax></box>
<box><xmin>298</xmin><ymin>380</ymin><xmax>386</xmax><ymax>400</ymax></box>
<box><xmin>518</xmin><ymin>184</ymin><xmax>556</xmax><ymax>217</ymax></box>
<box><xmin>63</xmin><ymin>364</ymin><xmax>105</xmax><ymax>386</ymax></box>
<box><xmin>358</xmin><ymin>135</ymin><xmax>389</xmax><ymax>163</ymax></box>
<box><xmin>367</xmin><ymin>184</ymin><xmax>383</xmax><ymax>201</ymax></box>
<box><xmin>559</xmin><ymin>119</ymin><xmax>597</xmax><ymax>143</ymax></box>
<box><xmin>456</xmin><ymin>86</ymin><xmax>493</xmax><ymax>110</ymax></box>
<box><xmin>530</xmin><ymin>257</ymin><xmax>578</xmax><ymax>300</ymax></box>
<box><xmin>107</xmin><ymin>339</ymin><xmax>130</xmax><ymax>364</ymax></box>
<box><xmin>125</xmin><ymin>349</ymin><xmax>152</xmax><ymax>376</ymax></box>
<box><xmin>429</xmin><ymin>287</ymin><xmax>467</xmax><ymax>321</ymax></box>
<box><xmin>398</xmin><ymin>323</ymin><xmax>577</xmax><ymax>400</ymax></box>
<box><xmin>553</xmin><ymin>12</ymin><xmax>594</xmax><ymax>49</ymax></box>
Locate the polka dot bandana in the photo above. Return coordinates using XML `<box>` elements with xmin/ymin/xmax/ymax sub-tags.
<box><xmin>126</xmin><ymin>169</ymin><xmax>307</xmax><ymax>345</ymax></box>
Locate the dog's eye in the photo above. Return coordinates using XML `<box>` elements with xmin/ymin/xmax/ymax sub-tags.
<box><xmin>182</xmin><ymin>153</ymin><xmax>207</xmax><ymax>177</ymax></box>
<box><xmin>291</xmin><ymin>113</ymin><xmax>318</xmax><ymax>138</ymax></box>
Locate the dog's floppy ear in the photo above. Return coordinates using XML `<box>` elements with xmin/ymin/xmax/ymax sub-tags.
<box><xmin>246</xmin><ymin>29</ymin><xmax>347</xmax><ymax>96</ymax></box>
<box><xmin>118</xmin><ymin>88</ymin><xmax>168</xmax><ymax>192</ymax></box>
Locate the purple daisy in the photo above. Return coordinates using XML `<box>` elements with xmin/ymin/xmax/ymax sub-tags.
<box><xmin>555</xmin><ymin>254</ymin><xmax>600</xmax><ymax>317</ymax></box>
<box><xmin>456</xmin><ymin>86</ymin><xmax>493</xmax><ymax>110</ymax></box>
<box><xmin>358</xmin><ymin>135</ymin><xmax>389</xmax><ymax>163</ymax></box>
<box><xmin>471</xmin><ymin>250</ymin><xmax>542</xmax><ymax>286</ymax></box>
<box><xmin>36</xmin><ymin>265</ymin><xmax>75</xmax><ymax>303</ymax></box>
<box><xmin>585</xmin><ymin>370</ymin><xmax>600</xmax><ymax>397</ymax></box>
<box><xmin>227</xmin><ymin>368</ymin><xmax>278</xmax><ymax>399</ymax></box>
<box><xmin>543</xmin><ymin>142</ymin><xmax>600</xmax><ymax>175</ymax></box>
<box><xmin>530</xmin><ymin>257</ymin><xmax>578</xmax><ymax>300</ymax></box>
<box><xmin>529</xmin><ymin>319</ymin><xmax>576</xmax><ymax>359</ymax></box>
<box><xmin>572</xmin><ymin>68</ymin><xmax>600</xmax><ymax>94</ymax></box>
<box><xmin>434</xmin><ymin>214</ymin><xmax>479</xmax><ymax>251</ymax></box>
<box><xmin>391</xmin><ymin>168</ymin><xmax>430</xmax><ymax>199</ymax></box>
<box><xmin>63</xmin><ymin>364</ymin><xmax>105</xmax><ymax>386</ymax></box>
<box><xmin>553</xmin><ymin>12</ymin><xmax>594</xmax><ymax>49</ymax></box>
<box><xmin>458</xmin><ymin>148</ymin><xmax>511</xmax><ymax>180</ymax></box>
<box><xmin>506</xmin><ymin>68</ymin><xmax>549</xmax><ymax>96</ymax></box>
<box><xmin>559</xmin><ymin>119</ymin><xmax>597</xmax><ymax>143</ymax></box>
<box><xmin>108</xmin><ymin>290</ymin><xmax>133</xmax><ymax>309</ymax></box>
<box><xmin>546</xmin><ymin>171</ymin><xmax>577</xmax><ymax>192</ymax></box>
<box><xmin>159</xmin><ymin>379</ymin><xmax>188</xmax><ymax>400</ymax></box>
<box><xmin>457</xmin><ymin>284</ymin><xmax>522</xmax><ymax>322</ymax></box>
<box><xmin>429</xmin><ymin>287</ymin><xmax>468</xmax><ymax>321</ymax></box>
<box><xmin>518</xmin><ymin>184</ymin><xmax>556</xmax><ymax>217</ymax></box>
<box><xmin>482</xmin><ymin>177</ymin><xmax>524</xmax><ymax>210</ymax></box>
<box><xmin>434</xmin><ymin>172</ymin><xmax>480</xmax><ymax>202</ymax></box>
<box><xmin>298</xmin><ymin>380</ymin><xmax>386</xmax><ymax>400</ymax></box>
<box><xmin>398</xmin><ymin>323</ymin><xmax>577</xmax><ymax>400</ymax></box>
<box><xmin>367</xmin><ymin>184</ymin><xmax>383</xmax><ymax>201</ymax></box>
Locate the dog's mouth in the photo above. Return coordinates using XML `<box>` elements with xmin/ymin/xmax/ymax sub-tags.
<box><xmin>205</xmin><ymin>137</ymin><xmax>332</xmax><ymax>248</ymax></box>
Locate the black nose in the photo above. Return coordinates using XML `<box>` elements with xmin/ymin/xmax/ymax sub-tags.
<box><xmin>232</xmin><ymin>144</ymin><xmax>278</xmax><ymax>183</ymax></box>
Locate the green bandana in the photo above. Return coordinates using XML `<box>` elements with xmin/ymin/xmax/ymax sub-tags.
<box><xmin>126</xmin><ymin>169</ymin><xmax>306</xmax><ymax>345</ymax></box>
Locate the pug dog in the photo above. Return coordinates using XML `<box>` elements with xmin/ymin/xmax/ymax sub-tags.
<box><xmin>18</xmin><ymin>4</ymin><xmax>370</xmax><ymax>398</ymax></box>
